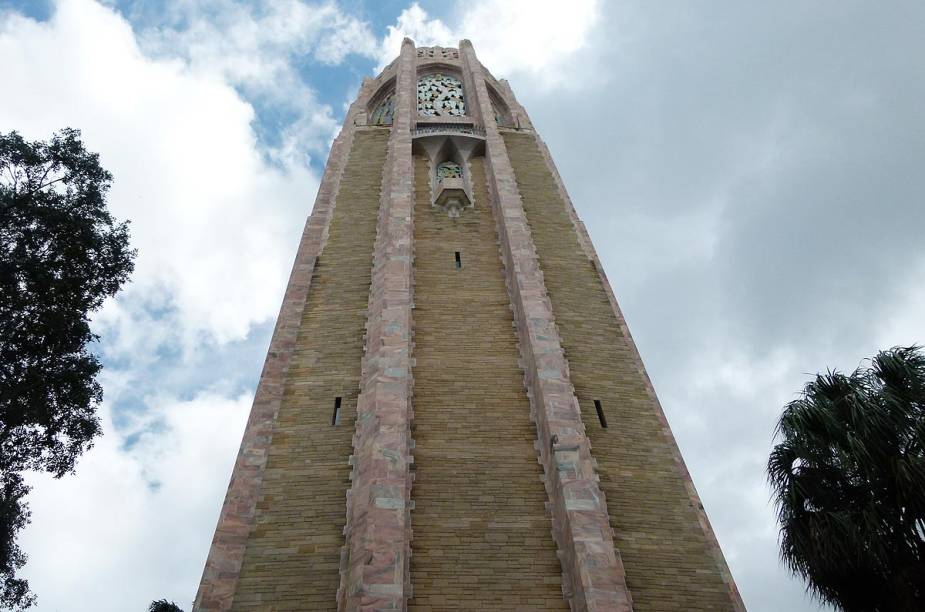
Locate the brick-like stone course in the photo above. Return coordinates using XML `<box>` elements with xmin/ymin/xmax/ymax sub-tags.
<box><xmin>228</xmin><ymin>128</ymin><xmax>389</xmax><ymax>610</ymax></box>
<box><xmin>503</xmin><ymin>130</ymin><xmax>741</xmax><ymax>611</ymax></box>
<box><xmin>460</xmin><ymin>40</ymin><xmax>633</xmax><ymax>612</ymax></box>
<box><xmin>408</xmin><ymin>155</ymin><xmax>567</xmax><ymax>610</ymax></box>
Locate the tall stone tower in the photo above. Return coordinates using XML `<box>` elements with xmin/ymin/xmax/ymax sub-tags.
<box><xmin>194</xmin><ymin>39</ymin><xmax>744</xmax><ymax>611</ymax></box>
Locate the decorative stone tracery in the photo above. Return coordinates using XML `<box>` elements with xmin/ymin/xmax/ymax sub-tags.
<box><xmin>417</xmin><ymin>46</ymin><xmax>459</xmax><ymax>59</ymax></box>
<box><xmin>370</xmin><ymin>92</ymin><xmax>395</xmax><ymax>125</ymax></box>
<box><xmin>417</xmin><ymin>73</ymin><xmax>466</xmax><ymax>117</ymax></box>
<box><xmin>436</xmin><ymin>161</ymin><xmax>462</xmax><ymax>179</ymax></box>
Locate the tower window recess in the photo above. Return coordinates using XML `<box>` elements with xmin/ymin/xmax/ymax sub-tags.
<box><xmin>370</xmin><ymin>92</ymin><xmax>395</xmax><ymax>125</ymax></box>
<box><xmin>594</xmin><ymin>399</ymin><xmax>608</xmax><ymax>428</ymax></box>
<box><xmin>454</xmin><ymin>251</ymin><xmax>462</xmax><ymax>269</ymax></box>
<box><xmin>332</xmin><ymin>397</ymin><xmax>342</xmax><ymax>426</ymax></box>
<box><xmin>437</xmin><ymin>161</ymin><xmax>463</xmax><ymax>179</ymax></box>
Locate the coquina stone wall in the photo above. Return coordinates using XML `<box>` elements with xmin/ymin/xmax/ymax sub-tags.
<box><xmin>231</xmin><ymin>128</ymin><xmax>389</xmax><ymax>609</ymax></box>
<box><xmin>408</xmin><ymin>155</ymin><xmax>566</xmax><ymax>610</ymax></box>
<box><xmin>195</xmin><ymin>39</ymin><xmax>744</xmax><ymax>612</ymax></box>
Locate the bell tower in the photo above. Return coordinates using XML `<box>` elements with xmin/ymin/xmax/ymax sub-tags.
<box><xmin>194</xmin><ymin>39</ymin><xmax>744</xmax><ymax>611</ymax></box>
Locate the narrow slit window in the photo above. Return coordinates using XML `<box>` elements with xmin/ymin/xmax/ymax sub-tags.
<box><xmin>332</xmin><ymin>397</ymin><xmax>342</xmax><ymax>426</ymax></box>
<box><xmin>594</xmin><ymin>399</ymin><xmax>608</xmax><ymax>428</ymax></box>
<box><xmin>454</xmin><ymin>251</ymin><xmax>461</xmax><ymax>269</ymax></box>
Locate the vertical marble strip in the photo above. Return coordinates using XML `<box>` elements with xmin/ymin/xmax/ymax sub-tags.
<box><xmin>193</xmin><ymin>88</ymin><xmax>373</xmax><ymax>611</ymax></box>
<box><xmin>338</xmin><ymin>38</ymin><xmax>416</xmax><ymax>611</ymax></box>
<box><xmin>459</xmin><ymin>40</ymin><xmax>633</xmax><ymax>612</ymax></box>
<box><xmin>526</xmin><ymin>126</ymin><xmax>746</xmax><ymax>610</ymax></box>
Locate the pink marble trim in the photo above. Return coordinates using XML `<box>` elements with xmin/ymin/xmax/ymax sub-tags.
<box><xmin>460</xmin><ymin>40</ymin><xmax>633</xmax><ymax>612</ymax></box>
<box><xmin>337</xmin><ymin>38</ymin><xmax>416</xmax><ymax>611</ymax></box>
<box><xmin>526</xmin><ymin>128</ymin><xmax>746</xmax><ymax>611</ymax></box>
<box><xmin>192</xmin><ymin>89</ymin><xmax>375</xmax><ymax>610</ymax></box>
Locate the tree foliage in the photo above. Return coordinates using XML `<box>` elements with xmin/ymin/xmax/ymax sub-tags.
<box><xmin>1</xmin><ymin>127</ymin><xmax>134</xmax><ymax>477</ymax></box>
<box><xmin>0</xmin><ymin>473</ymin><xmax>33</xmax><ymax>610</ymax></box>
<box><xmin>148</xmin><ymin>599</ymin><xmax>184</xmax><ymax>612</ymax></box>
<box><xmin>0</xmin><ymin>128</ymin><xmax>135</xmax><ymax>609</ymax></box>
<box><xmin>768</xmin><ymin>346</ymin><xmax>925</xmax><ymax>611</ymax></box>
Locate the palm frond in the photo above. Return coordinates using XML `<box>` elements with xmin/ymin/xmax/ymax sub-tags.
<box><xmin>768</xmin><ymin>346</ymin><xmax>925</xmax><ymax>610</ymax></box>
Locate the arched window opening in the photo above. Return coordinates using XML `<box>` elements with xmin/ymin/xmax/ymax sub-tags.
<box><xmin>417</xmin><ymin>73</ymin><xmax>465</xmax><ymax>117</ymax></box>
<box><xmin>370</xmin><ymin>92</ymin><xmax>395</xmax><ymax>126</ymax></box>
<box><xmin>488</xmin><ymin>88</ymin><xmax>511</xmax><ymax>127</ymax></box>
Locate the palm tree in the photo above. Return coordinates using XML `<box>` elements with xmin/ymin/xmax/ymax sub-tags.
<box><xmin>768</xmin><ymin>346</ymin><xmax>925</xmax><ymax>611</ymax></box>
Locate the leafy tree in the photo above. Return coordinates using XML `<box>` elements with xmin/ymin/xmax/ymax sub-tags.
<box><xmin>0</xmin><ymin>473</ymin><xmax>33</xmax><ymax>610</ymax></box>
<box><xmin>0</xmin><ymin>128</ymin><xmax>135</xmax><ymax>608</ymax></box>
<box><xmin>148</xmin><ymin>599</ymin><xmax>184</xmax><ymax>612</ymax></box>
<box><xmin>768</xmin><ymin>346</ymin><xmax>925</xmax><ymax>611</ymax></box>
<box><xmin>1</xmin><ymin>128</ymin><xmax>134</xmax><ymax>476</ymax></box>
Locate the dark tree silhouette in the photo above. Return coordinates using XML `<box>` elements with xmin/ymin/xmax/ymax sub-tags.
<box><xmin>768</xmin><ymin>346</ymin><xmax>925</xmax><ymax>611</ymax></box>
<box><xmin>0</xmin><ymin>473</ymin><xmax>33</xmax><ymax>610</ymax></box>
<box><xmin>0</xmin><ymin>128</ymin><xmax>135</xmax><ymax>608</ymax></box>
<box><xmin>148</xmin><ymin>599</ymin><xmax>184</xmax><ymax>612</ymax></box>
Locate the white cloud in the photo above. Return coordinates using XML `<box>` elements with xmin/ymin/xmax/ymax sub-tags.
<box><xmin>377</xmin><ymin>1</ymin><xmax>601</xmax><ymax>82</ymax></box>
<box><xmin>0</xmin><ymin>0</ymin><xmax>328</xmax><ymax>351</ymax></box>
<box><xmin>141</xmin><ymin>0</ymin><xmax>378</xmax><ymax>114</ymax></box>
<box><xmin>377</xmin><ymin>3</ymin><xmax>455</xmax><ymax>69</ymax></box>
<box><xmin>20</xmin><ymin>390</ymin><xmax>251</xmax><ymax>611</ymax></box>
<box><xmin>459</xmin><ymin>0</ymin><xmax>599</xmax><ymax>76</ymax></box>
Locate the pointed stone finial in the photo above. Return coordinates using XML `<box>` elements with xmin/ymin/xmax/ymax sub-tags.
<box><xmin>459</xmin><ymin>39</ymin><xmax>473</xmax><ymax>49</ymax></box>
<box><xmin>402</xmin><ymin>37</ymin><xmax>415</xmax><ymax>47</ymax></box>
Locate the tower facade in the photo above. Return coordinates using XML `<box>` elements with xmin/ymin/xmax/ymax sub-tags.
<box><xmin>194</xmin><ymin>40</ymin><xmax>744</xmax><ymax>611</ymax></box>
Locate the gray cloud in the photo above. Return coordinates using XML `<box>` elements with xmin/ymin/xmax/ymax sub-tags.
<box><xmin>503</xmin><ymin>2</ymin><xmax>924</xmax><ymax>610</ymax></box>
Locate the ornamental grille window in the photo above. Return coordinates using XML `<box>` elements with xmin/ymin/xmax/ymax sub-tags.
<box><xmin>436</xmin><ymin>161</ymin><xmax>462</xmax><ymax>179</ymax></box>
<box><xmin>370</xmin><ymin>92</ymin><xmax>395</xmax><ymax>126</ymax></box>
<box><xmin>417</xmin><ymin>73</ymin><xmax>465</xmax><ymax>117</ymax></box>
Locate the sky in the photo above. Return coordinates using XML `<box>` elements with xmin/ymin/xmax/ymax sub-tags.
<box><xmin>0</xmin><ymin>0</ymin><xmax>923</xmax><ymax>610</ymax></box>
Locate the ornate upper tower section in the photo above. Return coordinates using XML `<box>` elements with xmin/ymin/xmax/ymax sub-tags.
<box><xmin>194</xmin><ymin>39</ymin><xmax>744</xmax><ymax>612</ymax></box>
<box><xmin>365</xmin><ymin>43</ymin><xmax>527</xmax><ymax>130</ymax></box>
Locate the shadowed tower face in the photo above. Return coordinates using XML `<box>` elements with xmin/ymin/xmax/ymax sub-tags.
<box><xmin>194</xmin><ymin>39</ymin><xmax>745</xmax><ymax>612</ymax></box>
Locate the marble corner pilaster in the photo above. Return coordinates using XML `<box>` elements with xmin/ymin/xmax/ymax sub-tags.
<box><xmin>459</xmin><ymin>40</ymin><xmax>633</xmax><ymax>612</ymax></box>
<box><xmin>526</xmin><ymin>128</ymin><xmax>746</xmax><ymax>610</ymax></box>
<box><xmin>337</xmin><ymin>37</ymin><xmax>416</xmax><ymax>612</ymax></box>
<box><xmin>193</xmin><ymin>90</ymin><xmax>373</xmax><ymax>611</ymax></box>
